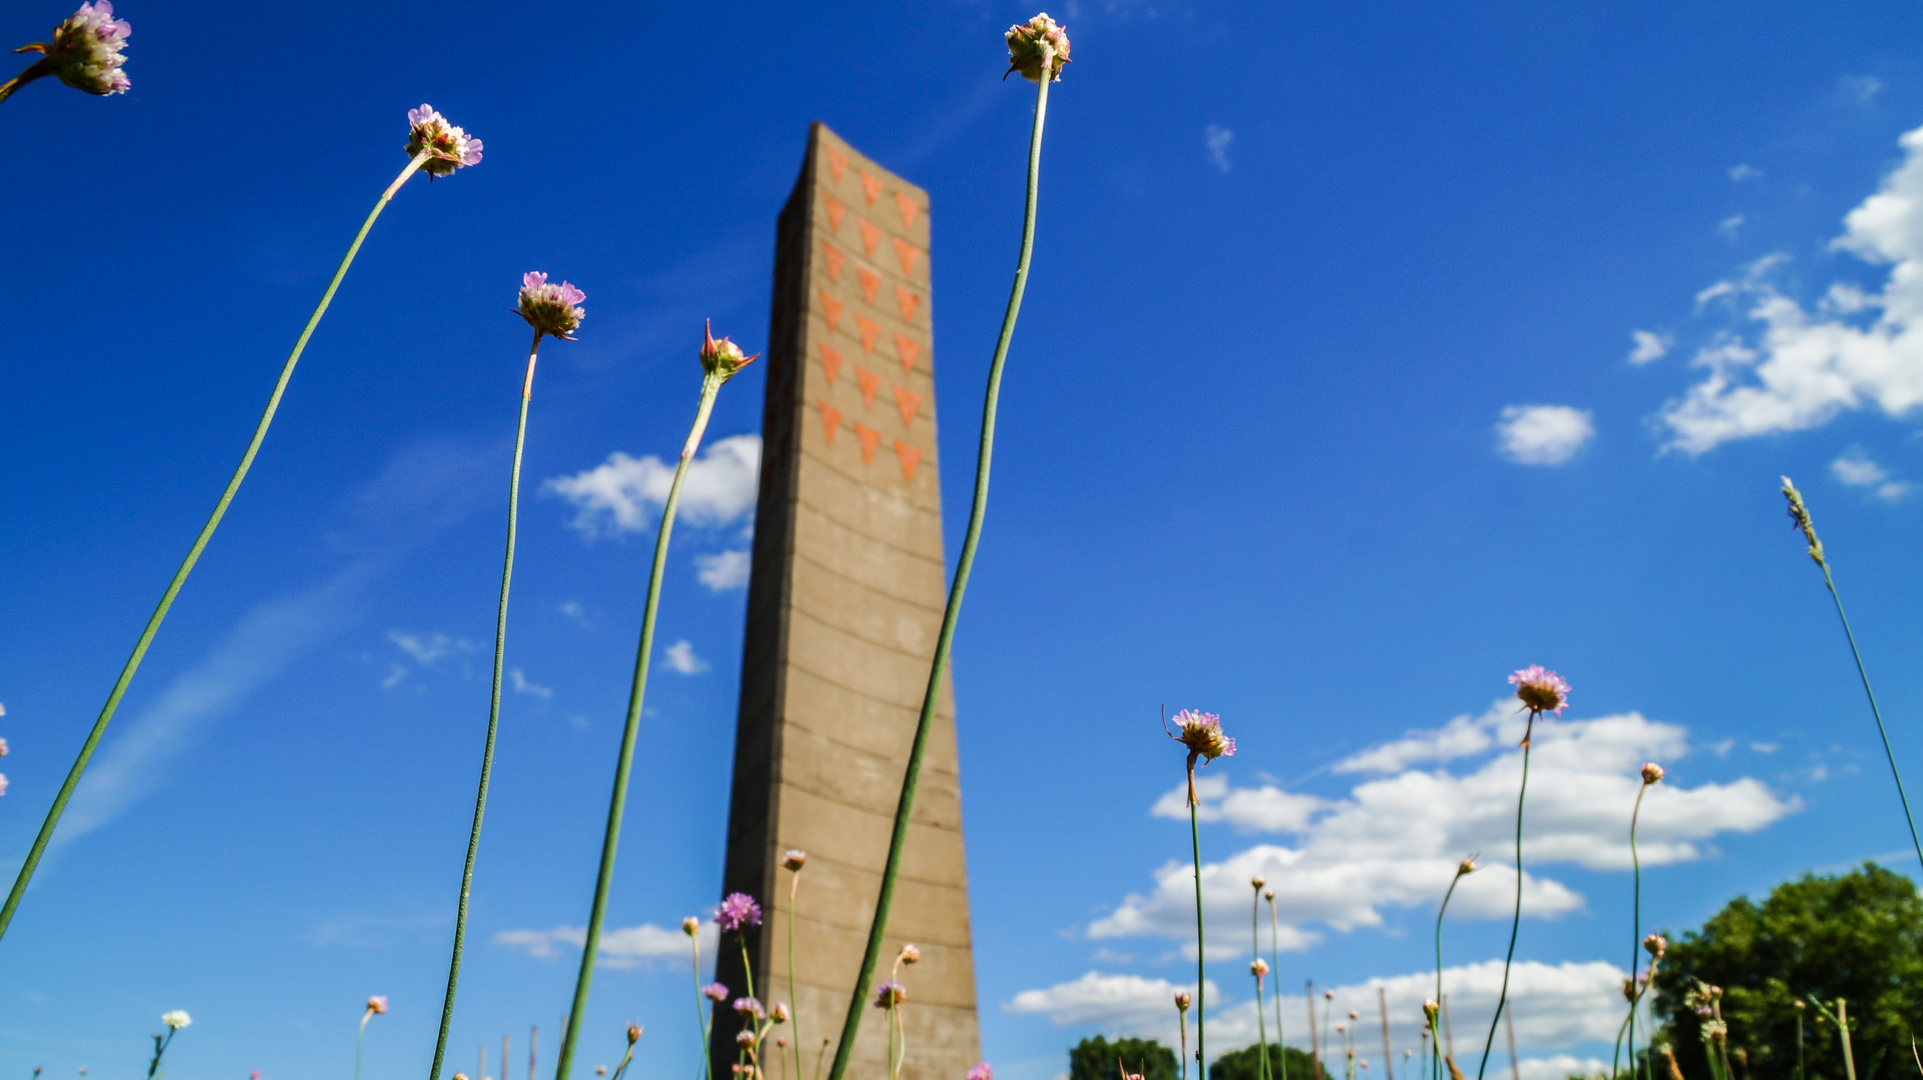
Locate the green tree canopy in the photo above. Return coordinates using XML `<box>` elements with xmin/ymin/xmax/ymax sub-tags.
<box><xmin>1652</xmin><ymin>863</ymin><xmax>1923</xmax><ymax>1080</ymax></box>
<box><xmin>1071</xmin><ymin>1036</ymin><xmax>1181</xmax><ymax>1080</ymax></box>
<box><xmin>1208</xmin><ymin>1043</ymin><xmax>1329</xmax><ymax>1080</ymax></box>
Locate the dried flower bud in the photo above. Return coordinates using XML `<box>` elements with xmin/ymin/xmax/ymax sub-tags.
<box><xmin>517</xmin><ymin>272</ymin><xmax>586</xmax><ymax>340</ymax></box>
<box><xmin>366</xmin><ymin>996</ymin><xmax>388</xmax><ymax>1015</ymax></box>
<box><xmin>1642</xmin><ymin>763</ymin><xmax>1666</xmax><ymax>785</ymax></box>
<box><xmin>1324</xmin><ymin>990</ymin><xmax>1335</xmax><ymax>1000</ymax></box>
<box><xmin>1458</xmin><ymin>856</ymin><xmax>1479</xmax><ymax>876</ymax></box>
<box><xmin>1422</xmin><ymin>1000</ymin><xmax>1439</xmax><ymax>1021</ymax></box>
<box><xmin>597</xmin><ymin>1068</ymin><xmax>609</xmax><ymax>1076</ymax></box>
<box><xmin>1264</xmin><ymin>888</ymin><xmax>1275</xmax><ymax>901</ymax></box>
<box><xmin>735</xmin><ymin>1031</ymin><xmax>756</xmax><ymax>1049</ymax></box>
<box><xmin>1004</xmin><ymin>12</ymin><xmax>1070</xmax><ymax>83</ymax></box>
<box><xmin>700</xmin><ymin>320</ymin><xmax>758</xmax><ymax>383</ymax></box>
<box><xmin>873</xmin><ymin>980</ymin><xmax>906</xmax><ymax>1009</ymax></box>
<box><xmin>777</xmin><ymin>1038</ymin><xmax>789</xmax><ymax>1050</ymax></box>
<box><xmin>899</xmin><ymin>943</ymin><xmax>922</xmax><ymax>965</ymax></box>
<box><xmin>405</xmin><ymin>105</ymin><xmax>483</xmax><ymax>177</ymax></box>
<box><xmin>771</xmin><ymin>1003</ymin><xmax>789</xmax><ymax>1023</ymax></box>
<box><xmin>783</xmin><ymin>850</ymin><xmax>808</xmax><ymax>871</ymax></box>
<box><xmin>1644</xmin><ymin>934</ymin><xmax>1666</xmax><ymax>958</ymax></box>
<box><xmin>627</xmin><ymin>1025</ymin><xmax>642</xmax><ymax>1045</ymax></box>
<box><xmin>683</xmin><ymin>917</ymin><xmax>701</xmax><ymax>937</ymax></box>
<box><xmin>1349</xmin><ymin>1011</ymin><xmax>1359</xmax><ymax>1021</ymax></box>
<box><xmin>1174</xmin><ymin>991</ymin><xmax>1192</xmax><ymax>1011</ymax></box>
<box><xmin>1250</xmin><ymin>958</ymin><xmax>1270</xmax><ymax>977</ymax></box>
<box><xmin>1251</xmin><ymin>875</ymin><xmax>1266</xmax><ymax>889</ymax></box>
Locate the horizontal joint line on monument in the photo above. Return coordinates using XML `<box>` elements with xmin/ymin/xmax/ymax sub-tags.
<box><xmin>793</xmin><ymin>550</ymin><xmax>947</xmax><ymax>617</ymax></box>
<box><xmin>776</xmin><ymin>718</ymin><xmax>965</xmax><ymax>768</ymax></box>
<box><xmin>770</xmin><ymin>785</ymin><xmax>966</xmax><ymax>830</ymax></box>
<box><xmin>785</xmin><ymin>610</ymin><xmax>957</xmax><ymax>669</ymax></box>
<box><xmin>792</xmin><ymin>495</ymin><xmax>947</xmax><ymax>562</ymax></box>
<box><xmin>799</xmin><ymin>441</ymin><xmax>940</xmax><ymax>498</ymax></box>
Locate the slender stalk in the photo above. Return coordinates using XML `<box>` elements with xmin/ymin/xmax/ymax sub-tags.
<box><xmin>1477</xmin><ymin>724</ymin><xmax>1534</xmax><ymax>1080</ymax></box>
<box><xmin>788</xmin><ymin>870</ymin><xmax>804</xmax><ymax>1080</ymax></box>
<box><xmin>693</xmin><ymin>933</ymin><xmax>712</xmax><ymax>1080</ymax></box>
<box><xmin>0</xmin><ymin>57</ymin><xmax>53</xmax><ymax>104</ymax></box>
<box><xmin>1191</xmin><ymin>778</ymin><xmax>1208</xmax><ymax>1073</ymax></box>
<box><xmin>823</xmin><ymin>69</ymin><xmax>1052</xmax><ymax>1080</ymax></box>
<box><xmin>1179</xmin><ymin>1005</ymin><xmax>1190</xmax><ymax>1080</ymax></box>
<box><xmin>1619</xmin><ymin>783</ymin><xmax>1650</xmax><ymax>1080</ymax></box>
<box><xmin>1255</xmin><ymin>973</ymin><xmax>1271</xmax><ymax>1080</ymax></box>
<box><xmin>1796</xmin><ymin>1010</ymin><xmax>1804</xmax><ymax>1080</ymax></box>
<box><xmin>147</xmin><ymin>1030</ymin><xmax>176</xmax><ymax>1080</ymax></box>
<box><xmin>359</xmin><ymin>1014</ymin><xmax>373</xmax><ymax>1080</ymax></box>
<box><xmin>1836</xmin><ymin>1000</ymin><xmax>1855</xmax><ymax>1080</ymax></box>
<box><xmin>430</xmin><ymin>330</ymin><xmax>542</xmax><ymax>1080</ymax></box>
<box><xmin>1268</xmin><ymin>896</ymin><xmax>1287</xmax><ymax>1080</ymax></box>
<box><xmin>1255</xmin><ymin>892</ymin><xmax>1271</xmax><ymax>1080</ymax></box>
<box><xmin>554</xmin><ymin>374</ymin><xmax>725</xmax><ymax>1080</ymax></box>
<box><xmin>0</xmin><ymin>150</ymin><xmax>431</xmax><ymax>944</ymax></box>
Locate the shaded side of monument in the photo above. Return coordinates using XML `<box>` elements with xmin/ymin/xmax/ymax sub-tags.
<box><xmin>710</xmin><ymin>122</ymin><xmax>980</xmax><ymax>1080</ymax></box>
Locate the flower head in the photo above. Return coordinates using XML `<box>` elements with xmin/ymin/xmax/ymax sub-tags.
<box><xmin>899</xmin><ymin>943</ymin><xmax>921</xmax><ymax>965</ymax></box>
<box><xmin>366</xmin><ymin>996</ymin><xmax>388</xmax><ymax>1015</ymax></box>
<box><xmin>783</xmin><ymin>850</ymin><xmax>808</xmax><ymax>871</ymax></box>
<box><xmin>1250</xmin><ymin>958</ymin><xmax>1269</xmax><ymax>977</ymax></box>
<box><xmin>1508</xmin><ymin>665</ymin><xmax>1570</xmax><ymax>718</ymax></box>
<box><xmin>1641</xmin><ymin>762</ymin><xmax>1666</xmax><ymax>785</ymax></box>
<box><xmin>1621</xmin><ymin>977</ymin><xmax>1638</xmax><ymax>1003</ymax></box>
<box><xmin>771</xmin><ymin>1002</ymin><xmax>789</xmax><ymax>1023</ymax></box>
<box><xmin>1174</xmin><ymin>991</ymin><xmax>1191</xmax><ymax>1012</ymax></box>
<box><xmin>1422</xmin><ymin>1000</ymin><xmax>1439</xmax><ymax>1021</ymax></box>
<box><xmin>1782</xmin><ymin>477</ymin><xmax>1827</xmax><ymax>569</ymax></box>
<box><xmin>1458</xmin><ymin>855</ymin><xmax>1479</xmax><ymax>876</ymax></box>
<box><xmin>1004</xmin><ymin>13</ymin><xmax>1070</xmax><ymax>83</ymax></box>
<box><xmin>873</xmin><ymin>980</ymin><xmax>906</xmax><ymax>1009</ymax></box>
<box><xmin>405</xmin><ymin>105</ymin><xmax>483</xmax><ymax>178</ymax></box>
<box><xmin>0</xmin><ymin>774</ymin><xmax>9</xmax><ymax>796</ymax></box>
<box><xmin>1263</xmin><ymin>887</ymin><xmax>1275</xmax><ymax>900</ymax></box>
<box><xmin>700</xmin><ymin>320</ymin><xmax>759</xmax><ymax>383</ymax></box>
<box><xmin>517</xmin><ymin>272</ymin><xmax>585</xmax><ymax>340</ymax></box>
<box><xmin>682</xmin><ymin>916</ymin><xmax>701</xmax><ymax>937</ymax></box>
<box><xmin>1348</xmin><ymin>1010</ymin><xmax>1359</xmax><ymax>1021</ymax></box>
<box><xmin>734</xmin><ymin>997</ymin><xmax>764</xmax><ymax>1019</ymax></box>
<box><xmin>1250</xmin><ymin>875</ymin><xmax>1266</xmax><ymax>889</ymax></box>
<box><xmin>161</xmin><ymin>1010</ymin><xmax>191</xmax><ymax>1030</ymax></box>
<box><xmin>735</xmin><ymin>1031</ymin><xmax>756</xmax><ymax>1049</ymax></box>
<box><xmin>26</xmin><ymin>2</ymin><xmax>132</xmax><ymax>96</ymax></box>
<box><xmin>1324</xmin><ymin>990</ymin><xmax>1334</xmax><ymax>1000</ymax></box>
<box><xmin>702</xmin><ymin>982</ymin><xmax>730</xmax><ymax>1003</ymax></box>
<box><xmin>1168</xmin><ymin>709</ymin><xmax>1235</xmax><ymax>763</ymax></box>
<box><xmin>627</xmin><ymin>1025</ymin><xmax>643</xmax><ymax>1046</ymax></box>
<box><xmin>716</xmin><ymin>892</ymin><xmax>763</xmax><ymax>932</ymax></box>
<box><xmin>968</xmin><ymin>1065</ymin><xmax>995</xmax><ymax>1080</ymax></box>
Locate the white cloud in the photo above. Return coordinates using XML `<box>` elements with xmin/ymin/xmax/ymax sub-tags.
<box><xmin>561</xmin><ymin>600</ymin><xmax>591</xmax><ymax>627</ymax></box>
<box><xmin>1628</xmin><ymin>331</ymin><xmax>1671</xmax><ymax>365</ymax></box>
<box><xmin>510</xmin><ymin>669</ymin><xmax>553</xmax><ymax>699</ymax></box>
<box><xmin>496</xmin><ymin>921</ymin><xmax>716</xmax><ymax>970</ymax></box>
<box><xmin>1496</xmin><ymin>406</ymin><xmax>1594</xmax><ymax>466</ymax></box>
<box><xmin>1205</xmin><ymin>125</ymin><xmax>1234</xmax><ymax>174</ymax></box>
<box><xmin>390</xmin><ymin>630</ymin><xmax>462</xmax><ymax>666</ymax></box>
<box><xmin>1006</xmin><ymin>960</ymin><xmax>1629</xmax><ymax>1059</ymax></box>
<box><xmin>1842</xmin><ymin>75</ymin><xmax>1884</xmax><ymax>103</ymax></box>
<box><xmin>1729</xmin><ymin>164</ymin><xmax>1763</xmax><ymax>183</ymax></box>
<box><xmin>1094</xmin><ymin>705</ymin><xmax>1798</xmax><ymax>948</ymax></box>
<box><xmin>1831</xmin><ymin>450</ymin><xmax>1911</xmax><ymax>501</ymax></box>
<box><xmin>1659</xmin><ymin>124</ymin><xmax>1923</xmax><ymax>453</ymax></box>
<box><xmin>665</xmin><ymin>640</ymin><xmax>710</xmax><ymax>675</ymax></box>
<box><xmin>546</xmin><ymin>434</ymin><xmax>761</xmax><ymax>538</ymax></box>
<box><xmin>1719</xmin><ymin>214</ymin><xmax>1746</xmax><ymax>238</ymax></box>
<box><xmin>697</xmin><ymin>550</ymin><xmax>752</xmax><ymax>591</ymax></box>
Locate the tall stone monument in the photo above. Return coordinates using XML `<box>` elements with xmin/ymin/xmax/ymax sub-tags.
<box><xmin>712</xmin><ymin>123</ymin><xmax>980</xmax><ymax>1080</ymax></box>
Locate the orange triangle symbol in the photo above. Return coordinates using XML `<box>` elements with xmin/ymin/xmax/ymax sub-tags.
<box><xmin>894</xmin><ymin>440</ymin><xmax>922</xmax><ymax>482</ymax></box>
<box><xmin>855</xmin><ymin>422</ymin><xmax>881</xmax><ymax>465</ymax></box>
<box><xmin>819</xmin><ymin>342</ymin><xmax>842</xmax><ymax>385</ymax></box>
<box><xmin>894</xmin><ymin>192</ymin><xmax>922</xmax><ymax>230</ymax></box>
<box><xmin>893</xmin><ymin>385</ymin><xmax>921</xmax><ymax>428</ymax></box>
<box><xmin>894</xmin><ymin>286</ymin><xmax>921</xmax><ymax>323</ymax></box>
<box><xmin>855</xmin><ymin>367</ymin><xmax>882</xmax><ymax>408</ymax></box>
<box><xmin>858</xmin><ymin>219</ymin><xmax>880</xmax><ymax>257</ymax></box>
<box><xmin>893</xmin><ymin>333</ymin><xmax>921</xmax><ymax>373</ymax></box>
<box><xmin>859</xmin><ymin>170</ymin><xmax>882</xmax><ymax>205</ymax></box>
<box><xmin>857</xmin><ymin>266</ymin><xmax>881</xmax><ymax>305</ymax></box>
<box><xmin>819</xmin><ymin>291</ymin><xmax>844</xmax><ymax>332</ymax></box>
<box><xmin>819</xmin><ymin>401</ymin><xmax>842</xmax><ymax>445</ymax></box>
<box><xmin>825</xmin><ymin>145</ymin><xmax>847</xmax><ymax>184</ymax></box>
<box><xmin>824</xmin><ymin>195</ymin><xmax>846</xmax><ymax>233</ymax></box>
<box><xmin>820</xmin><ymin>241</ymin><xmax>844</xmax><ymax>282</ymax></box>
<box><xmin>856</xmin><ymin>315</ymin><xmax>881</xmax><ymax>355</ymax></box>
<box><xmin>892</xmin><ymin>238</ymin><xmax>920</xmax><ymax>277</ymax></box>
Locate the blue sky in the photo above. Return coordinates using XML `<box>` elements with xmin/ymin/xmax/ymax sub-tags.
<box><xmin>9</xmin><ymin>2</ymin><xmax>1923</xmax><ymax>1080</ymax></box>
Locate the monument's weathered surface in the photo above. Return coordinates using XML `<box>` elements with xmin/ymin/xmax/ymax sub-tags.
<box><xmin>711</xmin><ymin>123</ymin><xmax>980</xmax><ymax>1080</ymax></box>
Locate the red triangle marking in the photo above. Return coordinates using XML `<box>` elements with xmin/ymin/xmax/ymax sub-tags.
<box><xmin>824</xmin><ymin>195</ymin><xmax>846</xmax><ymax>233</ymax></box>
<box><xmin>893</xmin><ymin>385</ymin><xmax>921</xmax><ymax>429</ymax></box>
<box><xmin>894</xmin><ymin>286</ymin><xmax>921</xmax><ymax>323</ymax></box>
<box><xmin>819</xmin><ymin>342</ymin><xmax>842</xmax><ymax>385</ymax></box>
<box><xmin>892</xmin><ymin>238</ymin><xmax>920</xmax><ymax>277</ymax></box>
<box><xmin>820</xmin><ymin>241</ymin><xmax>844</xmax><ymax>282</ymax></box>
<box><xmin>855</xmin><ymin>366</ymin><xmax>882</xmax><ymax>408</ymax></box>
<box><xmin>819</xmin><ymin>401</ymin><xmax>842</xmax><ymax>445</ymax></box>
<box><xmin>859</xmin><ymin>170</ymin><xmax>882</xmax><ymax>206</ymax></box>
<box><xmin>855</xmin><ymin>422</ymin><xmax>881</xmax><ymax>465</ymax></box>
<box><xmin>819</xmin><ymin>291</ymin><xmax>844</xmax><ymax>332</ymax></box>
<box><xmin>858</xmin><ymin>219</ymin><xmax>880</xmax><ymax>257</ymax></box>
<box><xmin>894</xmin><ymin>191</ymin><xmax>922</xmax><ymax>231</ymax></box>
<box><xmin>893</xmin><ymin>333</ymin><xmax>921</xmax><ymax>374</ymax></box>
<box><xmin>856</xmin><ymin>315</ymin><xmax>881</xmax><ymax>355</ymax></box>
<box><xmin>857</xmin><ymin>266</ymin><xmax>881</xmax><ymax>305</ymax></box>
<box><xmin>894</xmin><ymin>440</ymin><xmax>921</xmax><ymax>483</ymax></box>
<box><xmin>825</xmin><ymin>146</ymin><xmax>847</xmax><ymax>184</ymax></box>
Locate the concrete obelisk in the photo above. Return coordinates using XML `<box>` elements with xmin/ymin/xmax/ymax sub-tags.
<box><xmin>711</xmin><ymin>123</ymin><xmax>980</xmax><ymax>1080</ymax></box>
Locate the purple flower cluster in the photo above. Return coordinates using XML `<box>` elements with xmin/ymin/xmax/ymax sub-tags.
<box><xmin>872</xmin><ymin>979</ymin><xmax>905</xmax><ymax>1010</ymax></box>
<box><xmin>40</xmin><ymin>1</ymin><xmax>132</xmax><ymax>96</ymax></box>
<box><xmin>517</xmin><ymin>272</ymin><xmax>586</xmax><ymax>340</ymax></box>
<box><xmin>405</xmin><ymin>105</ymin><xmax>483</xmax><ymax>177</ymax></box>
<box><xmin>715</xmin><ymin>892</ymin><xmax>762</xmax><ymax>933</ymax></box>
<box><xmin>1169</xmin><ymin>709</ymin><xmax>1235</xmax><ymax>763</ymax></box>
<box><xmin>701</xmin><ymin>982</ymin><xmax>729</xmax><ymax>1003</ymax></box>
<box><xmin>967</xmin><ymin>1064</ymin><xmax>994</xmax><ymax>1080</ymax></box>
<box><xmin>1003</xmin><ymin>13</ymin><xmax>1070</xmax><ymax>83</ymax></box>
<box><xmin>1507</xmin><ymin>665</ymin><xmax>1570</xmax><ymax>718</ymax></box>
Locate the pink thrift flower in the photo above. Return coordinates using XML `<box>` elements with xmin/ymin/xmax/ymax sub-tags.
<box><xmin>366</xmin><ymin>995</ymin><xmax>388</xmax><ymax>1015</ymax></box>
<box><xmin>1641</xmin><ymin>762</ymin><xmax>1666</xmax><ymax>785</ymax></box>
<box><xmin>702</xmin><ymin>982</ymin><xmax>729</xmax><ymax>1003</ymax></box>
<box><xmin>0</xmin><ymin>738</ymin><xmax>9</xmax><ymax>756</ymax></box>
<box><xmin>405</xmin><ymin>105</ymin><xmax>483</xmax><ymax>178</ymax></box>
<box><xmin>1004</xmin><ymin>13</ymin><xmax>1070</xmax><ymax>83</ymax></box>
<box><xmin>715</xmin><ymin>892</ymin><xmax>762</xmax><ymax>932</ymax></box>
<box><xmin>517</xmin><ymin>272</ymin><xmax>586</xmax><ymax>340</ymax></box>
<box><xmin>0</xmin><ymin>774</ymin><xmax>9</xmax><ymax>796</ymax></box>
<box><xmin>33</xmin><ymin>1</ymin><xmax>131</xmax><ymax>95</ymax></box>
<box><xmin>872</xmin><ymin>979</ymin><xmax>905</xmax><ymax>1009</ymax></box>
<box><xmin>733</xmin><ymin>997</ymin><xmax>764</xmax><ymax>1019</ymax></box>
<box><xmin>699</xmin><ymin>320</ymin><xmax>758</xmax><ymax>382</ymax></box>
<box><xmin>1507</xmin><ymin>665</ymin><xmax>1570</xmax><ymax>717</ymax></box>
<box><xmin>967</xmin><ymin>1065</ymin><xmax>994</xmax><ymax>1080</ymax></box>
<box><xmin>1168</xmin><ymin>709</ymin><xmax>1235</xmax><ymax>763</ymax></box>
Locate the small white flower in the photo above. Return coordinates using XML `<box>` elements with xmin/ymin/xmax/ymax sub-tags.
<box><xmin>161</xmin><ymin>1010</ymin><xmax>191</xmax><ymax>1029</ymax></box>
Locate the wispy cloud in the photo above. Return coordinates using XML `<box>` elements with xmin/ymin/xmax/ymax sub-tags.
<box><xmin>496</xmin><ymin>920</ymin><xmax>717</xmax><ymax>970</ymax></box>
<box><xmin>510</xmin><ymin>669</ymin><xmax>553</xmax><ymax>698</ymax></box>
<box><xmin>1496</xmin><ymin>405</ymin><xmax>1594</xmax><ymax>465</ymax></box>
<box><xmin>696</xmin><ymin>550</ymin><xmax>752</xmax><ymax>591</ymax></box>
<box><xmin>1729</xmin><ymin>164</ymin><xmax>1764</xmax><ymax>183</ymax></box>
<box><xmin>1204</xmin><ymin>125</ymin><xmax>1234</xmax><ymax>173</ymax></box>
<box><xmin>664</xmin><ymin>640</ymin><xmax>710</xmax><ymax>675</ymax></box>
<box><xmin>1628</xmin><ymin>331</ymin><xmax>1671</xmax><ymax>365</ymax></box>
<box><xmin>545</xmin><ymin>434</ymin><xmax>761</xmax><ymax>538</ymax></box>
<box><xmin>1831</xmin><ymin>449</ymin><xmax>1911</xmax><ymax>501</ymax></box>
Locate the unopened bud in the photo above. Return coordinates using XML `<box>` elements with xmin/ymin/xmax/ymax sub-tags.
<box><xmin>783</xmin><ymin>850</ymin><xmax>808</xmax><ymax>871</ymax></box>
<box><xmin>699</xmin><ymin>320</ymin><xmax>758</xmax><ymax>382</ymax></box>
<box><xmin>899</xmin><ymin>943</ymin><xmax>921</xmax><ymax>965</ymax></box>
<box><xmin>683</xmin><ymin>917</ymin><xmax>701</xmax><ymax>937</ymax></box>
<box><xmin>1458</xmin><ymin>856</ymin><xmax>1479</xmax><ymax>876</ymax></box>
<box><xmin>1250</xmin><ymin>958</ymin><xmax>1270</xmax><ymax>977</ymax></box>
<box><xmin>1175</xmin><ymin>991</ymin><xmax>1191</xmax><ymax>1012</ymax></box>
<box><xmin>1644</xmin><ymin>934</ymin><xmax>1666</xmax><ymax>958</ymax></box>
<box><xmin>1264</xmin><ymin>888</ymin><xmax>1275</xmax><ymax>901</ymax></box>
<box><xmin>772</xmin><ymin>1003</ymin><xmax>789</xmax><ymax>1023</ymax></box>
<box><xmin>1251</xmin><ymin>875</ymin><xmax>1266</xmax><ymax>889</ymax></box>
<box><xmin>1642</xmin><ymin>763</ymin><xmax>1666</xmax><ymax>785</ymax></box>
<box><xmin>627</xmin><ymin>1025</ymin><xmax>642</xmax><ymax>1046</ymax></box>
<box><xmin>736</xmin><ymin>1031</ymin><xmax>756</xmax><ymax>1049</ymax></box>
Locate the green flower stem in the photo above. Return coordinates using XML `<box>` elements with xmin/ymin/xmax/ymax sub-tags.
<box><xmin>1435</xmin><ymin>870</ymin><xmax>1466</xmax><ymax>1080</ymax></box>
<box><xmin>1191</xmin><ymin>781</ymin><xmax>1208</xmax><ymax>1073</ymax></box>
<box><xmin>1268</xmin><ymin>896</ymin><xmax>1287</xmax><ymax>1080</ymax></box>
<box><xmin>1477</xmin><ymin>724</ymin><xmax>1534</xmax><ymax>1080</ymax></box>
<box><xmin>1618</xmin><ymin>782</ymin><xmax>1650</xmax><ymax>1080</ymax></box>
<box><xmin>1254</xmin><ymin>893</ymin><xmax>1270</xmax><ymax>1080</ymax></box>
<box><xmin>429</xmin><ymin>330</ymin><xmax>543</xmax><ymax>1080</ymax></box>
<box><xmin>1254</xmin><ymin>975</ymin><xmax>1271</xmax><ymax>1080</ymax></box>
<box><xmin>0</xmin><ymin>57</ymin><xmax>53</xmax><ymax>104</ymax></box>
<box><xmin>693</xmin><ymin>932</ymin><xmax>712</xmax><ymax>1080</ymax></box>
<box><xmin>0</xmin><ymin>149</ymin><xmax>431</xmax><ymax>945</ymax></box>
<box><xmin>788</xmin><ymin>871</ymin><xmax>804</xmax><ymax>1080</ymax></box>
<box><xmin>823</xmin><ymin>68</ymin><xmax>1052</xmax><ymax>1080</ymax></box>
<box><xmin>359</xmin><ymin>1013</ymin><xmax>375</xmax><ymax>1080</ymax></box>
<box><xmin>1815</xmin><ymin>564</ymin><xmax>1923</xmax><ymax>873</ymax></box>
<box><xmin>554</xmin><ymin>372</ymin><xmax>725</xmax><ymax>1080</ymax></box>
